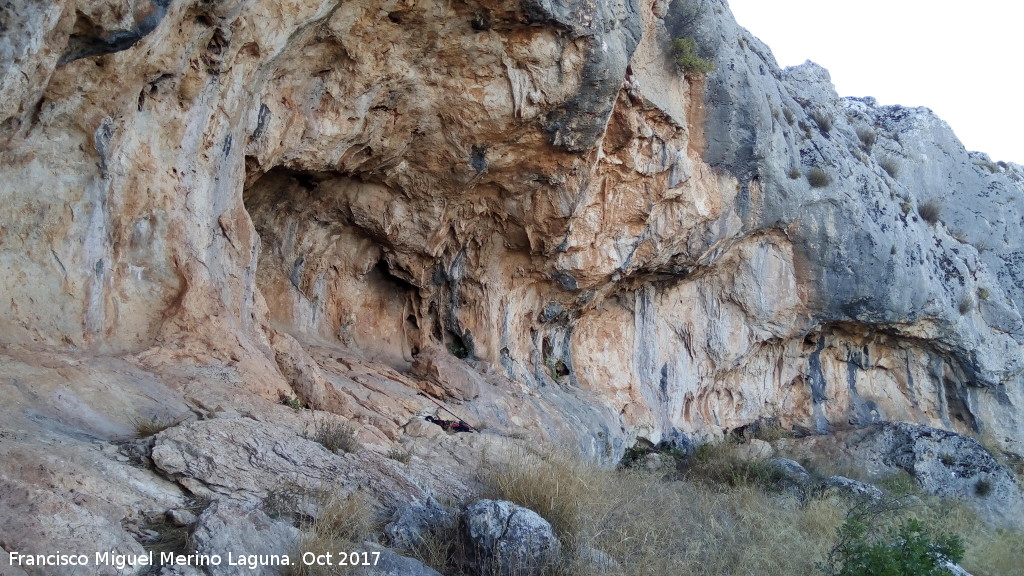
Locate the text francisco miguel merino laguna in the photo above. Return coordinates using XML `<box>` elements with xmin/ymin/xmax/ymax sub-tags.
<box><xmin>8</xmin><ymin>550</ymin><xmax>293</xmax><ymax>570</ymax></box>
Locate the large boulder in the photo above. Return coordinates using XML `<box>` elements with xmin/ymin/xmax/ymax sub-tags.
<box><xmin>462</xmin><ymin>500</ymin><xmax>561</xmax><ymax>576</ymax></box>
<box><xmin>877</xmin><ymin>423</ymin><xmax>1024</xmax><ymax>528</ymax></box>
<box><xmin>189</xmin><ymin>500</ymin><xmax>301</xmax><ymax>576</ymax></box>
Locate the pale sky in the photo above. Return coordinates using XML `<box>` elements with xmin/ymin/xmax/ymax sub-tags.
<box><xmin>727</xmin><ymin>0</ymin><xmax>1024</xmax><ymax>164</ymax></box>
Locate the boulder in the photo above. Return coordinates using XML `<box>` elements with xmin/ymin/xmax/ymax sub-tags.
<box><xmin>767</xmin><ymin>458</ymin><xmax>811</xmax><ymax>483</ymax></box>
<box><xmin>189</xmin><ymin>500</ymin><xmax>301</xmax><ymax>576</ymax></box>
<box><xmin>734</xmin><ymin>439</ymin><xmax>774</xmax><ymax>460</ymax></box>
<box><xmin>878</xmin><ymin>423</ymin><xmax>1024</xmax><ymax>528</ymax></box>
<box><xmin>410</xmin><ymin>347</ymin><xmax>482</xmax><ymax>401</ymax></box>
<box><xmin>817</xmin><ymin>475</ymin><xmax>883</xmax><ymax>502</ymax></box>
<box><xmin>462</xmin><ymin>500</ymin><xmax>561</xmax><ymax>576</ymax></box>
<box><xmin>384</xmin><ymin>497</ymin><xmax>455</xmax><ymax>552</ymax></box>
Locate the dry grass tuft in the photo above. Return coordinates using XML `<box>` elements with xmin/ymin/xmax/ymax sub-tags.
<box><xmin>680</xmin><ymin>442</ymin><xmax>785</xmax><ymax>490</ymax></box>
<box><xmin>294</xmin><ymin>492</ymin><xmax>377</xmax><ymax>576</ymax></box>
<box><xmin>306</xmin><ymin>419</ymin><xmax>361</xmax><ymax>454</ymax></box>
<box><xmin>811</xmin><ymin>110</ymin><xmax>833</xmax><ymax>134</ymax></box>
<box><xmin>857</xmin><ymin>127</ymin><xmax>876</xmax><ymax>150</ymax></box>
<box><xmin>807</xmin><ymin>167</ymin><xmax>831</xmax><ymax>188</ymax></box>
<box><xmin>478</xmin><ymin>447</ymin><xmax>591</xmax><ymax>538</ymax></box>
<box><xmin>387</xmin><ymin>449</ymin><xmax>412</xmax><ymax>464</ymax></box>
<box><xmin>880</xmin><ymin>158</ymin><xmax>899</xmax><ymax>178</ymax></box>
<box><xmin>958</xmin><ymin>294</ymin><xmax>975</xmax><ymax>315</ymax></box>
<box><xmin>132</xmin><ymin>414</ymin><xmax>187</xmax><ymax>438</ymax></box>
<box><xmin>918</xmin><ymin>199</ymin><xmax>942</xmax><ymax>225</ymax></box>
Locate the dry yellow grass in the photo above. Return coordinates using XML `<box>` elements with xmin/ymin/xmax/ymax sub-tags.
<box><xmin>465</xmin><ymin>444</ymin><xmax>1024</xmax><ymax>576</ymax></box>
<box><xmin>294</xmin><ymin>491</ymin><xmax>376</xmax><ymax>576</ymax></box>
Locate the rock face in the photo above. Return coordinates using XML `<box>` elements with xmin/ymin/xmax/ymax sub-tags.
<box><xmin>2</xmin><ymin>0</ymin><xmax>1024</xmax><ymax>562</ymax></box>
<box><xmin>781</xmin><ymin>422</ymin><xmax>1024</xmax><ymax>529</ymax></box>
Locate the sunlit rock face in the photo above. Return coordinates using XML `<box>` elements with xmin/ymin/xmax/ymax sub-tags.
<box><xmin>1</xmin><ymin>0</ymin><xmax>1024</xmax><ymax>554</ymax></box>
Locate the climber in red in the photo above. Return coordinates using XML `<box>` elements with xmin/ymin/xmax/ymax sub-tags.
<box><xmin>418</xmin><ymin>392</ymin><xmax>478</xmax><ymax>433</ymax></box>
<box><xmin>425</xmin><ymin>415</ymin><xmax>475</xmax><ymax>433</ymax></box>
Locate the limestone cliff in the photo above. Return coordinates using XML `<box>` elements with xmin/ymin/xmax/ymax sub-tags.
<box><xmin>1</xmin><ymin>0</ymin><xmax>1023</xmax><ymax>567</ymax></box>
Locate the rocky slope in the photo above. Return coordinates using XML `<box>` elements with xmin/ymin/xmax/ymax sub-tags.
<box><xmin>1</xmin><ymin>0</ymin><xmax>1023</xmax><ymax>571</ymax></box>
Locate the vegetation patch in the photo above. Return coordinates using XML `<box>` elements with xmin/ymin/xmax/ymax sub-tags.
<box><xmin>132</xmin><ymin>414</ymin><xmax>188</xmax><ymax>438</ymax></box>
<box><xmin>807</xmin><ymin>167</ymin><xmax>831</xmax><ymax>188</ymax></box>
<box><xmin>819</xmin><ymin>507</ymin><xmax>964</xmax><ymax>576</ymax></box>
<box><xmin>671</xmin><ymin>37</ymin><xmax>715</xmax><ymax>75</ymax></box>
<box><xmin>280</xmin><ymin>393</ymin><xmax>306</xmax><ymax>411</ymax></box>
<box><xmin>880</xmin><ymin>158</ymin><xmax>899</xmax><ymax>178</ymax></box>
<box><xmin>431</xmin><ymin>444</ymin><xmax>1023</xmax><ymax>576</ymax></box>
<box><xmin>811</xmin><ymin>110</ymin><xmax>833</xmax><ymax>134</ymax></box>
<box><xmin>447</xmin><ymin>342</ymin><xmax>469</xmax><ymax>359</ymax></box>
<box><xmin>305</xmin><ymin>419</ymin><xmax>361</xmax><ymax>454</ymax></box>
<box><xmin>974</xmin><ymin>479</ymin><xmax>992</xmax><ymax>498</ymax></box>
<box><xmin>856</xmin><ymin>127</ymin><xmax>876</xmax><ymax>150</ymax></box>
<box><xmin>295</xmin><ymin>492</ymin><xmax>378</xmax><ymax>576</ymax></box>
<box><xmin>680</xmin><ymin>442</ymin><xmax>785</xmax><ymax>490</ymax></box>
<box><xmin>918</xmin><ymin>199</ymin><xmax>942</xmax><ymax>225</ymax></box>
<box><xmin>387</xmin><ymin>449</ymin><xmax>412</xmax><ymax>464</ymax></box>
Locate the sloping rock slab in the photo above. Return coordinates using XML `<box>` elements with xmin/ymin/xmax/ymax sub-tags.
<box><xmin>151</xmin><ymin>418</ymin><xmax>348</xmax><ymax>500</ymax></box>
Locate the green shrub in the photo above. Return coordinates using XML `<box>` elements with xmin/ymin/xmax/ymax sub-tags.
<box><xmin>671</xmin><ymin>37</ymin><xmax>715</xmax><ymax>75</ymax></box>
<box><xmin>784</xmin><ymin>107</ymin><xmax>795</xmax><ymax>125</ymax></box>
<box><xmin>820</xmin><ymin>514</ymin><xmax>964</xmax><ymax>576</ymax></box>
<box><xmin>280</xmin><ymin>393</ymin><xmax>306</xmax><ymax>411</ymax></box>
<box><xmin>977</xmin><ymin>287</ymin><xmax>990</xmax><ymax>300</ymax></box>
<box><xmin>788</xmin><ymin>166</ymin><xmax>802</xmax><ymax>179</ymax></box>
<box><xmin>807</xmin><ymin>167</ymin><xmax>831</xmax><ymax>188</ymax></box>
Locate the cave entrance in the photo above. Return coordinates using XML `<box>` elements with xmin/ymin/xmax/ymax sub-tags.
<box><xmin>242</xmin><ymin>167</ymin><xmax>421</xmax><ymax>369</ymax></box>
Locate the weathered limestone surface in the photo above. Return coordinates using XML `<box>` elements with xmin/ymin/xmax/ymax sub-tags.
<box><xmin>780</xmin><ymin>423</ymin><xmax>1024</xmax><ymax>530</ymax></box>
<box><xmin>463</xmin><ymin>499</ymin><xmax>561</xmax><ymax>576</ymax></box>
<box><xmin>1</xmin><ymin>0</ymin><xmax>1023</xmax><ymax>562</ymax></box>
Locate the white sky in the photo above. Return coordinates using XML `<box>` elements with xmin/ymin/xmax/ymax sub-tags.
<box><xmin>726</xmin><ymin>0</ymin><xmax>1024</xmax><ymax>163</ymax></box>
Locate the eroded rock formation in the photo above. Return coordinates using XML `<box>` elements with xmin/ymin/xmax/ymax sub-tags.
<box><xmin>2</xmin><ymin>0</ymin><xmax>1023</xmax><ymax>567</ymax></box>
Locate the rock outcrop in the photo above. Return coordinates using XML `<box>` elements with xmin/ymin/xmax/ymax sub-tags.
<box><xmin>2</xmin><ymin>0</ymin><xmax>1023</xmax><ymax>566</ymax></box>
